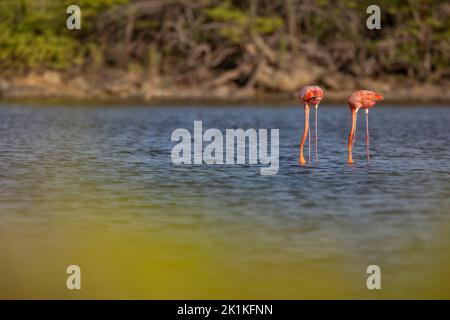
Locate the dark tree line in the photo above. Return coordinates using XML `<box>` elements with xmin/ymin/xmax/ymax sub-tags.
<box><xmin>0</xmin><ymin>0</ymin><xmax>449</xmax><ymax>90</ymax></box>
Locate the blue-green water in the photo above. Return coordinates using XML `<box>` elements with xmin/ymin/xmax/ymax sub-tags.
<box><xmin>0</xmin><ymin>104</ymin><xmax>449</xmax><ymax>298</ymax></box>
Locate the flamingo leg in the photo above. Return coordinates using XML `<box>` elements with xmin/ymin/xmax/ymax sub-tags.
<box><xmin>315</xmin><ymin>104</ymin><xmax>318</xmax><ymax>164</ymax></box>
<box><xmin>299</xmin><ymin>103</ymin><xmax>310</xmax><ymax>165</ymax></box>
<box><xmin>348</xmin><ymin>108</ymin><xmax>358</xmax><ymax>164</ymax></box>
<box><xmin>308</xmin><ymin>114</ymin><xmax>311</xmax><ymax>165</ymax></box>
<box><xmin>365</xmin><ymin>109</ymin><xmax>370</xmax><ymax>163</ymax></box>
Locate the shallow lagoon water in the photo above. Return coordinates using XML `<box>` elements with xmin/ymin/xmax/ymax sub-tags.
<box><xmin>0</xmin><ymin>104</ymin><xmax>449</xmax><ymax>298</ymax></box>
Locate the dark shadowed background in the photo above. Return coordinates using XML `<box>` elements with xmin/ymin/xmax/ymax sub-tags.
<box><xmin>0</xmin><ymin>0</ymin><xmax>449</xmax><ymax>102</ymax></box>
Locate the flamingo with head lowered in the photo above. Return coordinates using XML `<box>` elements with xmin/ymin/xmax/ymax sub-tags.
<box><xmin>347</xmin><ymin>90</ymin><xmax>383</xmax><ymax>164</ymax></box>
<box><xmin>298</xmin><ymin>86</ymin><xmax>323</xmax><ymax>165</ymax></box>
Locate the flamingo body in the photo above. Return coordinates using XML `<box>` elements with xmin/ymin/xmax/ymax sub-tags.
<box><xmin>347</xmin><ymin>90</ymin><xmax>383</xmax><ymax>110</ymax></box>
<box><xmin>299</xmin><ymin>86</ymin><xmax>324</xmax><ymax>105</ymax></box>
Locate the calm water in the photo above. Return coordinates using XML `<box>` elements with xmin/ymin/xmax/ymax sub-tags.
<box><xmin>0</xmin><ymin>104</ymin><xmax>449</xmax><ymax>298</ymax></box>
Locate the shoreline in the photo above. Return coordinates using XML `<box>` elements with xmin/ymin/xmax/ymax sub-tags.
<box><xmin>2</xmin><ymin>96</ymin><xmax>450</xmax><ymax>107</ymax></box>
<box><xmin>1</xmin><ymin>71</ymin><xmax>449</xmax><ymax>106</ymax></box>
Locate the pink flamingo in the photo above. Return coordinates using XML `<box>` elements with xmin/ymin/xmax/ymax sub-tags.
<box><xmin>298</xmin><ymin>86</ymin><xmax>323</xmax><ymax>165</ymax></box>
<box><xmin>347</xmin><ymin>90</ymin><xmax>383</xmax><ymax>164</ymax></box>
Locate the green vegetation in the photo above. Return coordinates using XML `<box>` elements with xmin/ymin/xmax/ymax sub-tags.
<box><xmin>0</xmin><ymin>0</ymin><xmax>448</xmax><ymax>83</ymax></box>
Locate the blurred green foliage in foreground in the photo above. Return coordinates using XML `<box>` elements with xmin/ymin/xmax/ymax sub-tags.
<box><xmin>0</xmin><ymin>0</ymin><xmax>449</xmax><ymax>82</ymax></box>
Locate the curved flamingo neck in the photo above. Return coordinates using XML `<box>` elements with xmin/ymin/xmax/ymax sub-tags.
<box><xmin>349</xmin><ymin>102</ymin><xmax>361</xmax><ymax>110</ymax></box>
<box><xmin>299</xmin><ymin>103</ymin><xmax>310</xmax><ymax>165</ymax></box>
<box><xmin>348</xmin><ymin>108</ymin><xmax>358</xmax><ymax>164</ymax></box>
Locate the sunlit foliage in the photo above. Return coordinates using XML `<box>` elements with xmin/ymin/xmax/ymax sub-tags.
<box><xmin>0</xmin><ymin>0</ymin><xmax>448</xmax><ymax>81</ymax></box>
